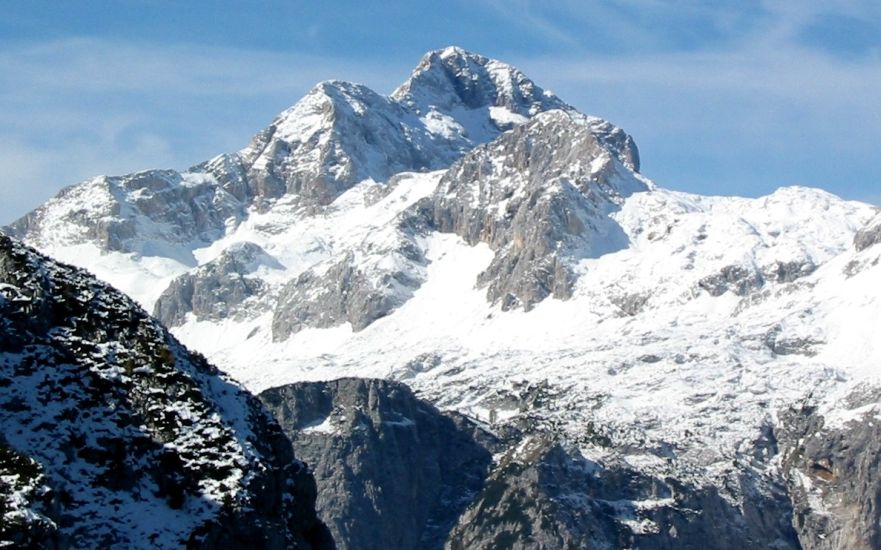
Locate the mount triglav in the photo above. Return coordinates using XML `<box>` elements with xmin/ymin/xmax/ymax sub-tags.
<box><xmin>5</xmin><ymin>47</ymin><xmax>881</xmax><ymax>548</ymax></box>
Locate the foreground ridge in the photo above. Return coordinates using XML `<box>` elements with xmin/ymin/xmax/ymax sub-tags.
<box><xmin>0</xmin><ymin>233</ymin><xmax>331</xmax><ymax>548</ymax></box>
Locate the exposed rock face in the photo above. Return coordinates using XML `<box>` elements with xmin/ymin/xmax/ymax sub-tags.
<box><xmin>698</xmin><ymin>264</ymin><xmax>765</xmax><ymax>297</ymax></box>
<box><xmin>854</xmin><ymin>211</ymin><xmax>881</xmax><ymax>251</ymax></box>
<box><xmin>6</xmin><ymin>169</ymin><xmax>245</xmax><ymax>256</ymax></box>
<box><xmin>779</xmin><ymin>389</ymin><xmax>881</xmax><ymax>549</ymax></box>
<box><xmin>419</xmin><ymin>110</ymin><xmax>645</xmax><ymax>310</ymax></box>
<box><xmin>270</xmin><ymin>108</ymin><xmax>647</xmax><ymax>337</ymax></box>
<box><xmin>260</xmin><ymin>377</ymin><xmax>802</xmax><ymax>550</ymax></box>
<box><xmin>154</xmin><ymin>241</ymin><xmax>282</xmax><ymax>327</ymax></box>
<box><xmin>764</xmin><ymin>260</ymin><xmax>817</xmax><ymax>284</ymax></box>
<box><xmin>270</xmin><ymin>228</ymin><xmax>427</xmax><ymax>339</ymax></box>
<box><xmin>447</xmin><ymin>437</ymin><xmax>799</xmax><ymax>550</ymax></box>
<box><xmin>0</xmin><ymin>233</ymin><xmax>331</xmax><ymax>549</ymax></box>
<box><xmin>391</xmin><ymin>47</ymin><xmax>569</xmax><ymax>135</ymax></box>
<box><xmin>259</xmin><ymin>378</ymin><xmax>494</xmax><ymax>550</ymax></box>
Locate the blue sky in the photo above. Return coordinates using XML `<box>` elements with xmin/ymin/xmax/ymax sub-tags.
<box><xmin>1</xmin><ymin>0</ymin><xmax>880</xmax><ymax>224</ymax></box>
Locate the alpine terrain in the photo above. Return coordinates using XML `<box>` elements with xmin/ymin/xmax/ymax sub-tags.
<box><xmin>5</xmin><ymin>47</ymin><xmax>881</xmax><ymax>548</ymax></box>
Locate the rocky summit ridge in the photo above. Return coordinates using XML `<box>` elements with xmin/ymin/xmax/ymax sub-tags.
<box><xmin>5</xmin><ymin>47</ymin><xmax>881</xmax><ymax>548</ymax></box>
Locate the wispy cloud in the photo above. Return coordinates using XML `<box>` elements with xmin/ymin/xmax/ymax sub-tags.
<box><xmin>480</xmin><ymin>0</ymin><xmax>583</xmax><ymax>49</ymax></box>
<box><xmin>501</xmin><ymin>0</ymin><xmax>881</xmax><ymax>202</ymax></box>
<box><xmin>0</xmin><ymin>38</ymin><xmax>404</xmax><ymax>224</ymax></box>
<box><xmin>0</xmin><ymin>38</ymin><xmax>401</xmax><ymax>97</ymax></box>
<box><xmin>1</xmin><ymin>3</ymin><xmax>879</xmax><ymax>224</ymax></box>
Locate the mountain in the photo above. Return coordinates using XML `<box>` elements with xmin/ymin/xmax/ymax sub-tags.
<box><xmin>6</xmin><ymin>46</ymin><xmax>881</xmax><ymax>547</ymax></box>
<box><xmin>0</xmin><ymin>234</ymin><xmax>331</xmax><ymax>548</ymax></box>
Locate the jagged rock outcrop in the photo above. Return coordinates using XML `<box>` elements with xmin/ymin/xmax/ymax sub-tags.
<box><xmin>241</xmin><ymin>46</ymin><xmax>570</xmax><ymax>209</ymax></box>
<box><xmin>259</xmin><ymin>378</ymin><xmax>494</xmax><ymax>550</ymax></box>
<box><xmin>259</xmin><ymin>377</ymin><xmax>803</xmax><ymax>550</ymax></box>
<box><xmin>447</xmin><ymin>437</ymin><xmax>799</xmax><ymax>550</ymax></box>
<box><xmin>391</xmin><ymin>46</ymin><xmax>569</xmax><ymax>134</ymax></box>
<box><xmin>854</xmin><ymin>211</ymin><xmax>881</xmax><ymax>252</ymax></box>
<box><xmin>6</xmin><ymin>169</ymin><xmax>245</xmax><ymax>256</ymax></box>
<box><xmin>154</xmin><ymin>241</ymin><xmax>282</xmax><ymax>327</ymax></box>
<box><xmin>698</xmin><ymin>264</ymin><xmax>765</xmax><ymax>297</ymax></box>
<box><xmin>417</xmin><ymin>110</ymin><xmax>644</xmax><ymax>310</ymax></box>
<box><xmin>778</xmin><ymin>388</ymin><xmax>881</xmax><ymax>549</ymax></box>
<box><xmin>699</xmin><ymin>260</ymin><xmax>817</xmax><ymax>298</ymax></box>
<box><xmin>270</xmin><ymin>227</ymin><xmax>427</xmax><ymax>339</ymax></box>
<box><xmin>0</xmin><ymin>233</ymin><xmax>331</xmax><ymax>549</ymax></box>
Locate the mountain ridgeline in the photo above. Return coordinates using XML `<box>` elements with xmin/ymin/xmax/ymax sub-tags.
<box><xmin>4</xmin><ymin>46</ymin><xmax>881</xmax><ymax>549</ymax></box>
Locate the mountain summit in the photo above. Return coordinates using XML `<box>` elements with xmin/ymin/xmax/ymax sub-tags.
<box><xmin>392</xmin><ymin>46</ymin><xmax>568</xmax><ymax>125</ymax></box>
<box><xmin>7</xmin><ymin>48</ymin><xmax>578</xmax><ymax>254</ymax></box>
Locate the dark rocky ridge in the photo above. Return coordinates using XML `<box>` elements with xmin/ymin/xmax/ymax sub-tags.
<box><xmin>0</xmin><ymin>233</ymin><xmax>331</xmax><ymax>549</ymax></box>
<box><xmin>448</xmin><ymin>437</ymin><xmax>799</xmax><ymax>550</ymax></box>
<box><xmin>259</xmin><ymin>378</ymin><xmax>495</xmax><ymax>550</ymax></box>
<box><xmin>259</xmin><ymin>377</ymin><xmax>813</xmax><ymax>549</ymax></box>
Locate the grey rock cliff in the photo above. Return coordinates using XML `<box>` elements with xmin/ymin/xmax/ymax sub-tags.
<box><xmin>391</xmin><ymin>46</ymin><xmax>569</xmax><ymax>134</ymax></box>
<box><xmin>154</xmin><ymin>241</ymin><xmax>282</xmax><ymax>327</ymax></box>
<box><xmin>447</xmin><ymin>437</ymin><xmax>799</xmax><ymax>550</ymax></box>
<box><xmin>259</xmin><ymin>377</ymin><xmax>803</xmax><ymax>550</ymax></box>
<box><xmin>779</xmin><ymin>389</ymin><xmax>881</xmax><ymax>549</ymax></box>
<box><xmin>268</xmin><ymin>108</ymin><xmax>646</xmax><ymax>340</ymax></box>
<box><xmin>270</xmin><ymin>229</ymin><xmax>426</xmax><ymax>340</ymax></box>
<box><xmin>0</xmin><ymin>233</ymin><xmax>331</xmax><ymax>549</ymax></box>
<box><xmin>259</xmin><ymin>378</ymin><xmax>494</xmax><ymax>550</ymax></box>
<box><xmin>6</xmin><ymin>169</ymin><xmax>246</xmax><ymax>256</ymax></box>
<box><xmin>854</xmin><ymin>211</ymin><xmax>881</xmax><ymax>252</ymax></box>
<box><xmin>418</xmin><ymin>110</ymin><xmax>645</xmax><ymax>310</ymax></box>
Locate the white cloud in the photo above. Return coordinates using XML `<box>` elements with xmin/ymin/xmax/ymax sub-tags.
<box><xmin>0</xmin><ymin>38</ymin><xmax>404</xmax><ymax>224</ymax></box>
<box><xmin>498</xmin><ymin>1</ymin><xmax>881</xmax><ymax>201</ymax></box>
<box><xmin>0</xmin><ymin>38</ymin><xmax>401</xmax><ymax>97</ymax></box>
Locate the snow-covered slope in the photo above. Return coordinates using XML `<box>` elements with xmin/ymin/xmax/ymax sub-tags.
<box><xmin>6</xmin><ymin>47</ymin><xmax>881</xmax><ymax>545</ymax></box>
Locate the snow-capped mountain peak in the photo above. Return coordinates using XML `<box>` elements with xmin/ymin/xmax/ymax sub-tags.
<box><xmin>7</xmin><ymin>50</ymin><xmax>881</xmax><ymax>548</ymax></box>
<box><xmin>392</xmin><ymin>46</ymin><xmax>569</xmax><ymax>131</ymax></box>
<box><xmin>393</xmin><ymin>46</ymin><xmax>565</xmax><ymax>111</ymax></box>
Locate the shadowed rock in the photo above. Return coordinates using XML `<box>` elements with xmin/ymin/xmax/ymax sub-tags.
<box><xmin>259</xmin><ymin>378</ymin><xmax>494</xmax><ymax>550</ymax></box>
<box><xmin>155</xmin><ymin>241</ymin><xmax>282</xmax><ymax>327</ymax></box>
<box><xmin>854</xmin><ymin>212</ymin><xmax>881</xmax><ymax>252</ymax></box>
